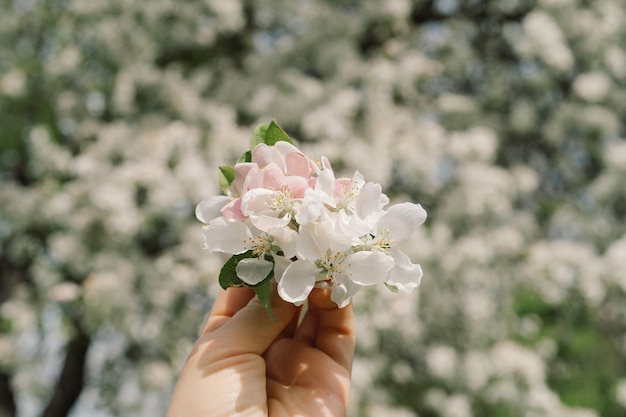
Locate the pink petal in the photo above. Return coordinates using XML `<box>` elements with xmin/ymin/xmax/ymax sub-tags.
<box><xmin>334</xmin><ymin>178</ymin><xmax>352</xmax><ymax>198</ymax></box>
<box><xmin>281</xmin><ymin>175</ymin><xmax>310</xmax><ymax>198</ymax></box>
<box><xmin>221</xmin><ymin>198</ymin><xmax>245</xmax><ymax>220</ymax></box>
<box><xmin>285</xmin><ymin>152</ymin><xmax>312</xmax><ymax>178</ymax></box>
<box><xmin>261</xmin><ymin>163</ymin><xmax>285</xmax><ymax>190</ymax></box>
<box><xmin>252</xmin><ymin>143</ymin><xmax>273</xmax><ymax>167</ymax></box>
<box><xmin>233</xmin><ymin>163</ymin><xmax>257</xmax><ymax>194</ymax></box>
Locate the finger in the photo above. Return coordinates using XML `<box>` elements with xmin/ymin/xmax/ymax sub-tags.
<box><xmin>201</xmin><ymin>287</ymin><xmax>255</xmax><ymax>335</ymax></box>
<box><xmin>210</xmin><ymin>283</ymin><xmax>299</xmax><ymax>357</ymax></box>
<box><xmin>307</xmin><ymin>287</ymin><xmax>356</xmax><ymax>372</ymax></box>
<box><xmin>281</xmin><ymin>303</ymin><xmax>305</xmax><ymax>339</ymax></box>
<box><xmin>294</xmin><ymin>304</ymin><xmax>319</xmax><ymax>346</ymax></box>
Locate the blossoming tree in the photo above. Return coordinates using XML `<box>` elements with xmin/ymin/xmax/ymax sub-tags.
<box><xmin>1</xmin><ymin>0</ymin><xmax>625</xmax><ymax>417</ymax></box>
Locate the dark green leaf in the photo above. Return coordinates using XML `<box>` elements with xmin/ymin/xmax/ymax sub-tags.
<box><xmin>218</xmin><ymin>251</ymin><xmax>256</xmax><ymax>289</ymax></box>
<box><xmin>237</xmin><ymin>150</ymin><xmax>252</xmax><ymax>163</ymax></box>
<box><xmin>218</xmin><ymin>252</ymin><xmax>278</xmax><ymax>320</ymax></box>
<box><xmin>265</xmin><ymin>120</ymin><xmax>294</xmax><ymax>145</ymax></box>
<box><xmin>218</xmin><ymin>165</ymin><xmax>235</xmax><ymax>194</ymax></box>
<box><xmin>253</xmin><ymin>278</ymin><xmax>276</xmax><ymax>322</ymax></box>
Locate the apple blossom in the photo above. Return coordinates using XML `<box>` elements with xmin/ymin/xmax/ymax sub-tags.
<box><xmin>195</xmin><ymin>120</ymin><xmax>427</xmax><ymax>316</ymax></box>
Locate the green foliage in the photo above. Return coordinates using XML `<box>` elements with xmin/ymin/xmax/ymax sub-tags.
<box><xmin>237</xmin><ymin>150</ymin><xmax>253</xmax><ymax>163</ymax></box>
<box><xmin>250</xmin><ymin>123</ymin><xmax>270</xmax><ymax>150</ymax></box>
<box><xmin>252</xmin><ymin>279</ymin><xmax>276</xmax><ymax>323</ymax></box>
<box><xmin>218</xmin><ymin>252</ymin><xmax>257</xmax><ymax>289</ymax></box>
<box><xmin>264</xmin><ymin>120</ymin><xmax>294</xmax><ymax>146</ymax></box>
<box><xmin>223</xmin><ymin>120</ymin><xmax>294</xmax><ymax>193</ymax></box>
<box><xmin>250</xmin><ymin>120</ymin><xmax>294</xmax><ymax>149</ymax></box>
<box><xmin>515</xmin><ymin>289</ymin><xmax>626</xmax><ymax>416</ymax></box>
<box><xmin>218</xmin><ymin>251</ymin><xmax>276</xmax><ymax>320</ymax></box>
<box><xmin>218</xmin><ymin>166</ymin><xmax>235</xmax><ymax>194</ymax></box>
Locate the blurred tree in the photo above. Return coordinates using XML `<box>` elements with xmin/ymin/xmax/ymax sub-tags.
<box><xmin>1</xmin><ymin>0</ymin><xmax>625</xmax><ymax>416</ymax></box>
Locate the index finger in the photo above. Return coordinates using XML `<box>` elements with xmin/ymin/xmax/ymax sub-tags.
<box><xmin>201</xmin><ymin>287</ymin><xmax>255</xmax><ymax>334</ymax></box>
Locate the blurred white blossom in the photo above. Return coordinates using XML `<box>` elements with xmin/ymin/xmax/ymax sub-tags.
<box><xmin>522</xmin><ymin>10</ymin><xmax>574</xmax><ymax>72</ymax></box>
<box><xmin>573</xmin><ymin>72</ymin><xmax>612</xmax><ymax>102</ymax></box>
<box><xmin>1</xmin><ymin>0</ymin><xmax>625</xmax><ymax>416</ymax></box>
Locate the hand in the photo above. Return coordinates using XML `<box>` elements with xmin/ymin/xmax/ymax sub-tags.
<box><xmin>167</xmin><ymin>284</ymin><xmax>355</xmax><ymax>417</ymax></box>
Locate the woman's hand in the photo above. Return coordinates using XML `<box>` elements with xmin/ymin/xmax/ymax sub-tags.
<box><xmin>167</xmin><ymin>284</ymin><xmax>355</xmax><ymax>417</ymax></box>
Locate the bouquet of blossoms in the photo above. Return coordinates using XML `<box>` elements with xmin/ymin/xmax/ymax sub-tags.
<box><xmin>196</xmin><ymin>120</ymin><xmax>426</xmax><ymax>318</ymax></box>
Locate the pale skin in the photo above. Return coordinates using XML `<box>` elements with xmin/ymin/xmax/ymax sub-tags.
<box><xmin>167</xmin><ymin>284</ymin><xmax>356</xmax><ymax>417</ymax></box>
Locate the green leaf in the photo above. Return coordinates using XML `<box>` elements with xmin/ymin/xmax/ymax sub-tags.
<box><xmin>384</xmin><ymin>282</ymin><xmax>399</xmax><ymax>293</ymax></box>
<box><xmin>218</xmin><ymin>252</ymin><xmax>277</xmax><ymax>320</ymax></box>
<box><xmin>218</xmin><ymin>251</ymin><xmax>256</xmax><ymax>289</ymax></box>
<box><xmin>218</xmin><ymin>165</ymin><xmax>235</xmax><ymax>194</ymax></box>
<box><xmin>237</xmin><ymin>150</ymin><xmax>252</xmax><ymax>163</ymax></box>
<box><xmin>253</xmin><ymin>278</ymin><xmax>277</xmax><ymax>322</ymax></box>
<box><xmin>250</xmin><ymin>122</ymin><xmax>270</xmax><ymax>149</ymax></box>
<box><xmin>265</xmin><ymin>120</ymin><xmax>294</xmax><ymax>145</ymax></box>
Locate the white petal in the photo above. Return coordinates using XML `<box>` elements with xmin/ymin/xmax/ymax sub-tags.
<box><xmin>316</xmin><ymin>169</ymin><xmax>337</xmax><ymax>206</ymax></box>
<box><xmin>201</xmin><ymin>218</ymin><xmax>251</xmax><ymax>254</ymax></box>
<box><xmin>296</xmin><ymin>223</ymin><xmax>328</xmax><ymax>261</ymax></box>
<box><xmin>378</xmin><ymin>203</ymin><xmax>427</xmax><ymax>243</ymax></box>
<box><xmin>336</xmin><ymin>209</ymin><xmax>371</xmax><ymax>238</ymax></box>
<box><xmin>269</xmin><ymin>226</ymin><xmax>298</xmax><ymax>259</ymax></box>
<box><xmin>330</xmin><ymin>275</ymin><xmax>361</xmax><ymax>308</ymax></box>
<box><xmin>295</xmin><ymin>189</ymin><xmax>324</xmax><ymax>225</ymax></box>
<box><xmin>387</xmin><ymin>249</ymin><xmax>423</xmax><ymax>291</ymax></box>
<box><xmin>249</xmin><ymin>213</ymin><xmax>291</xmax><ymax>232</ymax></box>
<box><xmin>272</xmin><ymin>255</ymin><xmax>292</xmax><ymax>283</ymax></box>
<box><xmin>272</xmin><ymin>140</ymin><xmax>303</xmax><ymax>160</ymax></box>
<box><xmin>241</xmin><ymin>188</ymin><xmax>292</xmax><ymax>231</ymax></box>
<box><xmin>355</xmin><ymin>182</ymin><xmax>387</xmax><ymax>221</ymax></box>
<box><xmin>241</xmin><ymin>188</ymin><xmax>274</xmax><ymax>216</ymax></box>
<box><xmin>321</xmin><ymin>211</ymin><xmax>355</xmax><ymax>252</ymax></box>
<box><xmin>235</xmin><ymin>258</ymin><xmax>274</xmax><ymax>285</ymax></box>
<box><xmin>278</xmin><ymin>260</ymin><xmax>318</xmax><ymax>305</ymax></box>
<box><xmin>195</xmin><ymin>196</ymin><xmax>231</xmax><ymax>224</ymax></box>
<box><xmin>344</xmin><ymin>251</ymin><xmax>394</xmax><ymax>285</ymax></box>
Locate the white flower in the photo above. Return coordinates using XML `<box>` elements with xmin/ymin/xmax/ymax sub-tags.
<box><xmin>357</xmin><ymin>202</ymin><xmax>427</xmax><ymax>291</ymax></box>
<box><xmin>194</xmin><ymin>129</ymin><xmax>427</xmax><ymax>309</ymax></box>
<box><xmin>195</xmin><ymin>195</ymin><xmax>231</xmax><ymax>224</ymax></box>
<box><xmin>241</xmin><ymin>188</ymin><xmax>294</xmax><ymax>231</ymax></box>
<box><xmin>279</xmin><ymin>214</ymin><xmax>394</xmax><ymax>307</ymax></box>
<box><xmin>199</xmin><ymin>217</ymin><xmax>297</xmax><ymax>286</ymax></box>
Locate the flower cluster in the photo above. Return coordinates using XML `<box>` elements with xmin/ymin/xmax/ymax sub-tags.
<box><xmin>196</xmin><ymin>121</ymin><xmax>426</xmax><ymax>314</ymax></box>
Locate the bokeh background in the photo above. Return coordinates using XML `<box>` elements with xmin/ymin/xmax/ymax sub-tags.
<box><xmin>1</xmin><ymin>0</ymin><xmax>626</xmax><ymax>416</ymax></box>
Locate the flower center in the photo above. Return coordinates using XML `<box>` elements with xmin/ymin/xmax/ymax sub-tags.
<box><xmin>266</xmin><ymin>190</ymin><xmax>296</xmax><ymax>216</ymax></box>
<box><xmin>360</xmin><ymin>228</ymin><xmax>396</xmax><ymax>254</ymax></box>
<box><xmin>316</xmin><ymin>250</ymin><xmax>347</xmax><ymax>281</ymax></box>
<box><xmin>244</xmin><ymin>233</ymin><xmax>274</xmax><ymax>258</ymax></box>
<box><xmin>335</xmin><ymin>181</ymin><xmax>361</xmax><ymax>212</ymax></box>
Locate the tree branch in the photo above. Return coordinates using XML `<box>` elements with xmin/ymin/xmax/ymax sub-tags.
<box><xmin>0</xmin><ymin>371</ymin><xmax>16</xmax><ymax>417</ymax></box>
<box><xmin>40</xmin><ymin>325</ymin><xmax>91</xmax><ymax>417</ymax></box>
